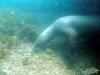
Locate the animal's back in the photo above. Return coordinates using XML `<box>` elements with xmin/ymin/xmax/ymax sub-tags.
<box><xmin>59</xmin><ymin>16</ymin><xmax>100</xmax><ymax>32</ymax></box>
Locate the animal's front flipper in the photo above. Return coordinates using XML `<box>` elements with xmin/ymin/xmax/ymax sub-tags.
<box><xmin>62</xmin><ymin>27</ymin><xmax>79</xmax><ymax>64</ymax></box>
<box><xmin>62</xmin><ymin>27</ymin><xmax>78</xmax><ymax>48</ymax></box>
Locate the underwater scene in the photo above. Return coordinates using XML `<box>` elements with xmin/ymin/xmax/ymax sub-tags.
<box><xmin>0</xmin><ymin>0</ymin><xmax>100</xmax><ymax>75</ymax></box>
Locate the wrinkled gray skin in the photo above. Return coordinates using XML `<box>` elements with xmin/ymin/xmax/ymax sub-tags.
<box><xmin>33</xmin><ymin>16</ymin><xmax>100</xmax><ymax>52</ymax></box>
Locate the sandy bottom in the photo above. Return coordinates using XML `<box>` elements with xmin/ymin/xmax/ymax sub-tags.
<box><xmin>0</xmin><ymin>42</ymin><xmax>76</xmax><ymax>75</ymax></box>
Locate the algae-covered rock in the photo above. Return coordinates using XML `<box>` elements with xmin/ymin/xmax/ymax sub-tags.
<box><xmin>17</xmin><ymin>25</ymin><xmax>38</xmax><ymax>43</ymax></box>
<box><xmin>0</xmin><ymin>9</ymin><xmax>39</xmax><ymax>60</ymax></box>
<box><xmin>0</xmin><ymin>46</ymin><xmax>10</xmax><ymax>59</ymax></box>
<box><xmin>0</xmin><ymin>35</ymin><xmax>17</xmax><ymax>59</ymax></box>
